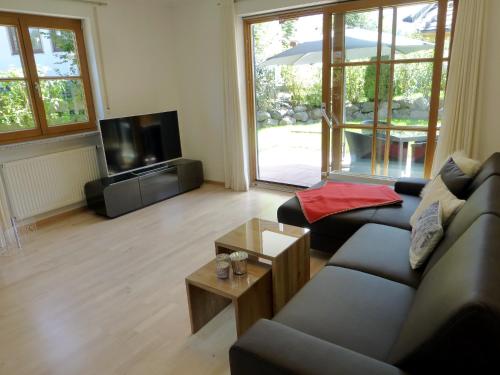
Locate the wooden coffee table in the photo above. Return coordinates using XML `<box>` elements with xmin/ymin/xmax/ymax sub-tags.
<box><xmin>215</xmin><ymin>218</ymin><xmax>310</xmax><ymax>313</ymax></box>
<box><xmin>186</xmin><ymin>259</ymin><xmax>272</xmax><ymax>337</ymax></box>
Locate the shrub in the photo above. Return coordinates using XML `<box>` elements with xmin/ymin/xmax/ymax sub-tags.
<box><xmin>255</xmin><ymin>67</ymin><xmax>278</xmax><ymax>111</ymax></box>
<box><xmin>282</xmin><ymin>66</ymin><xmax>322</xmax><ymax>109</ymax></box>
<box><xmin>345</xmin><ymin>65</ymin><xmax>367</xmax><ymax>104</ymax></box>
<box><xmin>0</xmin><ymin>80</ymin><xmax>35</xmax><ymax>130</ymax></box>
<box><xmin>393</xmin><ymin>63</ymin><xmax>433</xmax><ymax>99</ymax></box>
<box><xmin>363</xmin><ymin>59</ymin><xmax>391</xmax><ymax>102</ymax></box>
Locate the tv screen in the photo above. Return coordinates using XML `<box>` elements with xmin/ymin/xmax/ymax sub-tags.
<box><xmin>100</xmin><ymin>111</ymin><xmax>182</xmax><ymax>175</ymax></box>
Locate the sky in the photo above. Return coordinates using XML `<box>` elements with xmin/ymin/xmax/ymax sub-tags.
<box><xmin>293</xmin><ymin>4</ymin><xmax>431</xmax><ymax>44</ymax></box>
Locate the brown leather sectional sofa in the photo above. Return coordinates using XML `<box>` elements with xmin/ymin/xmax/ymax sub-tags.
<box><xmin>229</xmin><ymin>153</ymin><xmax>500</xmax><ymax>374</ymax></box>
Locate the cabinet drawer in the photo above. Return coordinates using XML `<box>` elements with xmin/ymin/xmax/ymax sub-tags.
<box><xmin>139</xmin><ymin>167</ymin><xmax>180</xmax><ymax>206</ymax></box>
<box><xmin>103</xmin><ymin>178</ymin><xmax>142</xmax><ymax>218</ymax></box>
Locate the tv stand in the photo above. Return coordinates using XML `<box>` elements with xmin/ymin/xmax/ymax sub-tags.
<box><xmin>85</xmin><ymin>159</ymin><xmax>203</xmax><ymax>218</ymax></box>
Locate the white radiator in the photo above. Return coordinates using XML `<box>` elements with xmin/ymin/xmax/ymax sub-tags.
<box><xmin>1</xmin><ymin>146</ymin><xmax>100</xmax><ymax>220</ymax></box>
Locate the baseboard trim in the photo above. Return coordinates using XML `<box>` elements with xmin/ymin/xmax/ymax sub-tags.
<box><xmin>204</xmin><ymin>180</ymin><xmax>225</xmax><ymax>186</ymax></box>
<box><xmin>36</xmin><ymin>206</ymin><xmax>88</xmax><ymax>228</ymax></box>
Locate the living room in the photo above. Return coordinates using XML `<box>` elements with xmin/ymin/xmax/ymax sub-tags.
<box><xmin>0</xmin><ymin>0</ymin><xmax>499</xmax><ymax>374</ymax></box>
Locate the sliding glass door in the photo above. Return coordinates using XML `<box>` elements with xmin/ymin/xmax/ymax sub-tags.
<box><xmin>324</xmin><ymin>0</ymin><xmax>455</xmax><ymax>178</ymax></box>
<box><xmin>245</xmin><ymin>0</ymin><xmax>455</xmax><ymax>185</ymax></box>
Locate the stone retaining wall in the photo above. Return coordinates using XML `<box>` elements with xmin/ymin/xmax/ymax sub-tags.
<box><xmin>256</xmin><ymin>97</ymin><xmax>441</xmax><ymax>127</ymax></box>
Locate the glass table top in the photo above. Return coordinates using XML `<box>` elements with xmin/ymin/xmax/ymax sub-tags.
<box><xmin>215</xmin><ymin>218</ymin><xmax>310</xmax><ymax>259</ymax></box>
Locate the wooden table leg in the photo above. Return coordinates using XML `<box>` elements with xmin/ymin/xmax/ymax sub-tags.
<box><xmin>234</xmin><ymin>271</ymin><xmax>272</xmax><ymax>337</ymax></box>
<box><xmin>186</xmin><ymin>281</ymin><xmax>231</xmax><ymax>334</ymax></box>
<box><xmin>271</xmin><ymin>233</ymin><xmax>310</xmax><ymax>313</ymax></box>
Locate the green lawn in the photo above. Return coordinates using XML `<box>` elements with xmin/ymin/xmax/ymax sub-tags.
<box><xmin>257</xmin><ymin>120</ymin><xmax>428</xmax><ymax>158</ymax></box>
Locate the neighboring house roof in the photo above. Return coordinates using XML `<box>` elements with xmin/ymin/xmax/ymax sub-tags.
<box><xmin>403</xmin><ymin>2</ymin><xmax>454</xmax><ymax>33</ymax></box>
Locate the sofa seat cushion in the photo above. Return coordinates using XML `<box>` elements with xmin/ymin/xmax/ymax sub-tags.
<box><xmin>328</xmin><ymin>224</ymin><xmax>421</xmax><ymax>287</ymax></box>
<box><xmin>274</xmin><ymin>266</ymin><xmax>415</xmax><ymax>361</ymax></box>
<box><xmin>370</xmin><ymin>194</ymin><xmax>420</xmax><ymax>230</ymax></box>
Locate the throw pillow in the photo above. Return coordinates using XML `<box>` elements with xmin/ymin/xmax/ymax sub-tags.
<box><xmin>409</xmin><ymin>201</ymin><xmax>444</xmax><ymax>269</ymax></box>
<box><xmin>451</xmin><ymin>151</ymin><xmax>481</xmax><ymax>177</ymax></box>
<box><xmin>438</xmin><ymin>158</ymin><xmax>473</xmax><ymax>199</ymax></box>
<box><xmin>410</xmin><ymin>175</ymin><xmax>465</xmax><ymax>227</ymax></box>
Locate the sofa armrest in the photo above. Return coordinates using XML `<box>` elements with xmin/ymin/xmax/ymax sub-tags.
<box><xmin>230</xmin><ymin>320</ymin><xmax>407</xmax><ymax>375</ymax></box>
<box><xmin>394</xmin><ymin>177</ymin><xmax>429</xmax><ymax>196</ymax></box>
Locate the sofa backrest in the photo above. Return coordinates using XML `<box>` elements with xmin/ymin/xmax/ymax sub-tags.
<box><xmin>466</xmin><ymin>152</ymin><xmax>500</xmax><ymax>195</ymax></box>
<box><xmin>388</xmin><ymin>214</ymin><xmax>500</xmax><ymax>373</ymax></box>
<box><xmin>422</xmin><ymin>174</ymin><xmax>500</xmax><ymax>276</ymax></box>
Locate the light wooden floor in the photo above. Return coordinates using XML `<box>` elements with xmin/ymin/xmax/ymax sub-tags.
<box><xmin>0</xmin><ymin>183</ymin><xmax>329</xmax><ymax>375</ymax></box>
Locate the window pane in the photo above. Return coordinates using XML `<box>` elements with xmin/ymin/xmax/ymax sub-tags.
<box><xmin>375</xmin><ymin>130</ymin><xmax>426</xmax><ymax>177</ymax></box>
<box><xmin>344</xmin><ymin>10</ymin><xmax>380</xmax><ymax>63</ymax></box>
<box><xmin>344</xmin><ymin>65</ymin><xmax>375</xmax><ymax>125</ymax></box>
<box><xmin>0</xmin><ymin>25</ymin><xmax>25</xmax><ymax>78</ymax></box>
<box><xmin>28</xmin><ymin>28</ymin><xmax>44</xmax><ymax>53</ymax></box>
<box><xmin>381</xmin><ymin>7</ymin><xmax>394</xmax><ymax>61</ymax></box>
<box><xmin>377</xmin><ymin>62</ymin><xmax>392</xmax><ymax>124</ymax></box>
<box><xmin>438</xmin><ymin>61</ymin><xmax>448</xmax><ymax>126</ymax></box>
<box><xmin>30</xmin><ymin>28</ymin><xmax>80</xmax><ymax>77</ymax></box>
<box><xmin>391</xmin><ymin>62</ymin><xmax>433</xmax><ymax>126</ymax></box>
<box><xmin>252</xmin><ymin>15</ymin><xmax>323</xmax><ymax>187</ymax></box>
<box><xmin>341</xmin><ymin>129</ymin><xmax>373</xmax><ymax>175</ymax></box>
<box><xmin>443</xmin><ymin>1</ymin><xmax>454</xmax><ymax>58</ymax></box>
<box><xmin>394</xmin><ymin>2</ymin><xmax>436</xmax><ymax>60</ymax></box>
<box><xmin>40</xmin><ymin>79</ymin><xmax>88</xmax><ymax>126</ymax></box>
<box><xmin>0</xmin><ymin>81</ymin><xmax>36</xmax><ymax>133</ymax></box>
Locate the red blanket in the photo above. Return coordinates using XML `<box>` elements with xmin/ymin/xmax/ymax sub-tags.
<box><xmin>296</xmin><ymin>182</ymin><xmax>402</xmax><ymax>223</ymax></box>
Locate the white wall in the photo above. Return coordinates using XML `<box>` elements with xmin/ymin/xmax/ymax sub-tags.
<box><xmin>94</xmin><ymin>0</ymin><xmax>179</xmax><ymax>118</ymax></box>
<box><xmin>477</xmin><ymin>0</ymin><xmax>500</xmax><ymax>161</ymax></box>
<box><xmin>235</xmin><ymin>0</ymin><xmax>335</xmax><ymax>16</ymax></box>
<box><xmin>171</xmin><ymin>0</ymin><xmax>226</xmax><ymax>182</ymax></box>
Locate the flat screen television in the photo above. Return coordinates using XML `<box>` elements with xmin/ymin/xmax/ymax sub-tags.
<box><xmin>100</xmin><ymin>111</ymin><xmax>182</xmax><ymax>175</ymax></box>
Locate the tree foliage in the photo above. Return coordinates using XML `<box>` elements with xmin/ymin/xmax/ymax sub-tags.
<box><xmin>345</xmin><ymin>12</ymin><xmax>377</xmax><ymax>30</ymax></box>
<box><xmin>0</xmin><ymin>79</ymin><xmax>35</xmax><ymax>131</ymax></box>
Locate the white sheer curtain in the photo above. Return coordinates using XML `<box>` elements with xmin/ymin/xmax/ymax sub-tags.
<box><xmin>432</xmin><ymin>0</ymin><xmax>488</xmax><ymax>175</ymax></box>
<box><xmin>220</xmin><ymin>0</ymin><xmax>249</xmax><ymax>191</ymax></box>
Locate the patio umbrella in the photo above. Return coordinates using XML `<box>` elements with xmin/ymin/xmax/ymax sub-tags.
<box><xmin>260</xmin><ymin>28</ymin><xmax>434</xmax><ymax>66</ymax></box>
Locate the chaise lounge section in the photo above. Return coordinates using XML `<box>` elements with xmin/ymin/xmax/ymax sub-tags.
<box><xmin>277</xmin><ymin>153</ymin><xmax>500</xmax><ymax>253</ymax></box>
<box><xmin>230</xmin><ymin>153</ymin><xmax>500</xmax><ymax>374</ymax></box>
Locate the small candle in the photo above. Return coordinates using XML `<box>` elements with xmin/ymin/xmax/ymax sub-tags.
<box><xmin>230</xmin><ymin>251</ymin><xmax>248</xmax><ymax>275</ymax></box>
<box><xmin>216</xmin><ymin>254</ymin><xmax>231</xmax><ymax>279</ymax></box>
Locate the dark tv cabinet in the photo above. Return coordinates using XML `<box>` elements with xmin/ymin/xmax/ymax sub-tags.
<box><xmin>85</xmin><ymin>159</ymin><xmax>203</xmax><ymax>218</ymax></box>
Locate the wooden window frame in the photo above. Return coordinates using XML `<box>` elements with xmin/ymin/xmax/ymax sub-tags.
<box><xmin>244</xmin><ymin>0</ymin><xmax>456</xmax><ymax>183</ymax></box>
<box><xmin>0</xmin><ymin>12</ymin><xmax>96</xmax><ymax>145</ymax></box>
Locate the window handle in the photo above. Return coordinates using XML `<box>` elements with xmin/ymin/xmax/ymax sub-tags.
<box><xmin>321</xmin><ymin>103</ymin><xmax>340</xmax><ymax>129</ymax></box>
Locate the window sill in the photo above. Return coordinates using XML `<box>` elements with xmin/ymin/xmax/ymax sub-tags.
<box><xmin>0</xmin><ymin>130</ymin><xmax>99</xmax><ymax>150</ymax></box>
